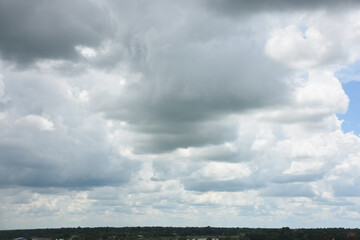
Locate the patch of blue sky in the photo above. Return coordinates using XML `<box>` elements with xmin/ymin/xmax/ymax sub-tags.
<box><xmin>298</xmin><ymin>24</ymin><xmax>308</xmax><ymax>39</ymax></box>
<box><xmin>335</xmin><ymin>61</ymin><xmax>360</xmax><ymax>134</ymax></box>
<box><xmin>335</xmin><ymin>60</ymin><xmax>360</xmax><ymax>83</ymax></box>
<box><xmin>336</xmin><ymin>81</ymin><xmax>360</xmax><ymax>135</ymax></box>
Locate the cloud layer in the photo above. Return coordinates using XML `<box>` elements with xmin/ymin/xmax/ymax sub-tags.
<box><xmin>1</xmin><ymin>0</ymin><xmax>360</xmax><ymax>230</ymax></box>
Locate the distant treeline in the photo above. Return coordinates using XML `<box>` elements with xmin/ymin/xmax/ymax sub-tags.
<box><xmin>0</xmin><ymin>226</ymin><xmax>359</xmax><ymax>240</ymax></box>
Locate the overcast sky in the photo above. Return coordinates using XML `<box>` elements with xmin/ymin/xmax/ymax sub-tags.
<box><xmin>1</xmin><ymin>0</ymin><xmax>360</xmax><ymax>230</ymax></box>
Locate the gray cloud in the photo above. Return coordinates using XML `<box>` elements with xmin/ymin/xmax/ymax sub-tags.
<box><xmin>90</xmin><ymin>3</ymin><xmax>290</xmax><ymax>153</ymax></box>
<box><xmin>183</xmin><ymin>177</ymin><xmax>265</xmax><ymax>192</ymax></box>
<box><xmin>192</xmin><ymin>145</ymin><xmax>241</xmax><ymax>162</ymax></box>
<box><xmin>0</xmin><ymin>0</ymin><xmax>294</xmax><ymax>154</ymax></box>
<box><xmin>261</xmin><ymin>183</ymin><xmax>315</xmax><ymax>197</ymax></box>
<box><xmin>0</xmin><ymin>68</ymin><xmax>140</xmax><ymax>189</ymax></box>
<box><xmin>0</xmin><ymin>137</ymin><xmax>138</xmax><ymax>189</ymax></box>
<box><xmin>1</xmin><ymin>0</ymin><xmax>360</xmax><ymax>229</ymax></box>
<box><xmin>0</xmin><ymin>0</ymin><xmax>114</xmax><ymax>66</ymax></box>
<box><xmin>273</xmin><ymin>173</ymin><xmax>324</xmax><ymax>184</ymax></box>
<box><xmin>331</xmin><ymin>178</ymin><xmax>360</xmax><ymax>197</ymax></box>
<box><xmin>0</xmin><ymin>0</ymin><xmax>291</xmax><ymax>154</ymax></box>
<box><xmin>205</xmin><ymin>0</ymin><xmax>360</xmax><ymax>17</ymax></box>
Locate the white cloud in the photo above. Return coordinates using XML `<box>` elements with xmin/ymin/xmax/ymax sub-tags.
<box><xmin>265</xmin><ymin>25</ymin><xmax>330</xmax><ymax>69</ymax></box>
<box><xmin>294</xmin><ymin>70</ymin><xmax>348</xmax><ymax>114</ymax></box>
<box><xmin>0</xmin><ymin>112</ymin><xmax>6</xmax><ymax>122</ymax></box>
<box><xmin>67</xmin><ymin>88</ymin><xmax>89</xmax><ymax>103</ymax></box>
<box><xmin>190</xmin><ymin>162</ymin><xmax>252</xmax><ymax>181</ymax></box>
<box><xmin>75</xmin><ymin>45</ymin><xmax>97</xmax><ymax>58</ymax></box>
<box><xmin>265</xmin><ymin>10</ymin><xmax>360</xmax><ymax>69</ymax></box>
<box><xmin>255</xmin><ymin>70</ymin><xmax>349</xmax><ymax>123</ymax></box>
<box><xmin>283</xmin><ymin>161</ymin><xmax>324</xmax><ymax>175</ymax></box>
<box><xmin>15</xmin><ymin>114</ymin><xmax>55</xmax><ymax>131</ymax></box>
<box><xmin>0</xmin><ymin>73</ymin><xmax>4</xmax><ymax>99</ymax></box>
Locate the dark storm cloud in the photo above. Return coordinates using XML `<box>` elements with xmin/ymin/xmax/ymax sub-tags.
<box><xmin>0</xmin><ymin>0</ymin><xmax>114</xmax><ymax>66</ymax></box>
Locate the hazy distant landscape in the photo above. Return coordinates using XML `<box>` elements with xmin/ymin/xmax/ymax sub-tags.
<box><xmin>2</xmin><ymin>227</ymin><xmax>360</xmax><ymax>240</ymax></box>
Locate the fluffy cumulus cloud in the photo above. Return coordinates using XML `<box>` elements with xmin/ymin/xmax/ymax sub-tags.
<box><xmin>1</xmin><ymin>0</ymin><xmax>360</xmax><ymax>230</ymax></box>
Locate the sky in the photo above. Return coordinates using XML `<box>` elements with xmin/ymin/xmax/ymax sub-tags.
<box><xmin>1</xmin><ymin>0</ymin><xmax>360</xmax><ymax>230</ymax></box>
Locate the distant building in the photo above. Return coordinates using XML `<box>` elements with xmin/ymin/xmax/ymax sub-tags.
<box><xmin>14</xmin><ymin>237</ymin><xmax>27</xmax><ymax>240</ymax></box>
